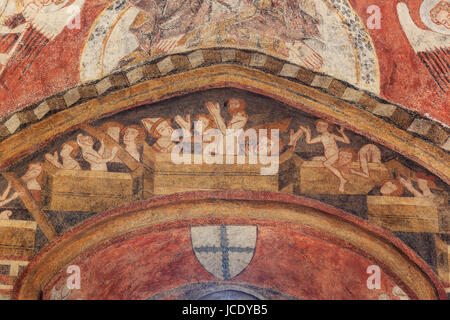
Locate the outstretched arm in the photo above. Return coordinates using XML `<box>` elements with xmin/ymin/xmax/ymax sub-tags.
<box><xmin>45</xmin><ymin>152</ymin><xmax>63</xmax><ymax>169</ymax></box>
<box><xmin>0</xmin><ymin>191</ymin><xmax>21</xmax><ymax>207</ymax></box>
<box><xmin>334</xmin><ymin>126</ymin><xmax>350</xmax><ymax>144</ymax></box>
<box><xmin>300</xmin><ymin>126</ymin><xmax>321</xmax><ymax>144</ymax></box>
<box><xmin>399</xmin><ymin>177</ymin><xmax>424</xmax><ymax>198</ymax></box>
<box><xmin>206</xmin><ymin>102</ymin><xmax>227</xmax><ymax>135</ymax></box>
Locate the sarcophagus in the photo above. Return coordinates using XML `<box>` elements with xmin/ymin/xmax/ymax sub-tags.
<box><xmin>142</xmin><ymin>144</ymin><xmax>295</xmax><ymax>196</ymax></box>
<box><xmin>41</xmin><ymin>162</ymin><xmax>143</xmax><ymax>212</ymax></box>
<box><xmin>367</xmin><ymin>196</ymin><xmax>440</xmax><ymax>233</ymax></box>
<box><xmin>0</xmin><ymin>220</ymin><xmax>36</xmax><ymax>257</ymax></box>
<box><xmin>299</xmin><ymin>161</ymin><xmax>390</xmax><ymax>194</ymax></box>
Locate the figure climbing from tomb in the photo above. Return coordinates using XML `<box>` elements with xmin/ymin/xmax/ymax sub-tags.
<box><xmin>122</xmin><ymin>125</ymin><xmax>146</xmax><ymax>162</ymax></box>
<box><xmin>100</xmin><ymin>122</ymin><xmax>124</xmax><ymax>164</ymax></box>
<box><xmin>20</xmin><ymin>162</ymin><xmax>43</xmax><ymax>201</ymax></box>
<box><xmin>206</xmin><ymin>98</ymin><xmax>249</xmax><ymax>134</ymax></box>
<box><xmin>349</xmin><ymin>144</ymin><xmax>382</xmax><ymax>179</ymax></box>
<box><xmin>77</xmin><ymin>134</ymin><xmax>118</xmax><ymax>171</ymax></box>
<box><xmin>398</xmin><ymin>172</ymin><xmax>440</xmax><ymax>199</ymax></box>
<box><xmin>369</xmin><ymin>179</ymin><xmax>405</xmax><ymax>197</ymax></box>
<box><xmin>45</xmin><ymin>141</ymin><xmax>81</xmax><ymax>170</ymax></box>
<box><xmin>141</xmin><ymin>115</ymin><xmax>191</xmax><ymax>153</ymax></box>
<box><xmin>300</xmin><ymin>120</ymin><xmax>350</xmax><ymax>193</ymax></box>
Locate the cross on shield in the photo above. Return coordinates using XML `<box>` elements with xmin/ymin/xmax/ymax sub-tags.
<box><xmin>191</xmin><ymin>225</ymin><xmax>257</xmax><ymax>281</ymax></box>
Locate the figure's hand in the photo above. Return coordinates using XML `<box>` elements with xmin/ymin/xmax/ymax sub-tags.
<box><xmin>289</xmin><ymin>41</ymin><xmax>323</xmax><ymax>71</ymax></box>
<box><xmin>300</xmin><ymin>126</ymin><xmax>310</xmax><ymax>135</ymax></box>
<box><xmin>289</xmin><ymin>127</ymin><xmax>304</xmax><ymax>146</ymax></box>
<box><xmin>205</xmin><ymin>101</ymin><xmax>220</xmax><ymax>116</ymax></box>
<box><xmin>175</xmin><ymin>114</ymin><xmax>191</xmax><ymax>132</ymax></box>
<box><xmin>45</xmin><ymin>152</ymin><xmax>58</xmax><ymax>163</ymax></box>
<box><xmin>11</xmin><ymin>191</ymin><xmax>23</xmax><ymax>199</ymax></box>
<box><xmin>399</xmin><ymin>177</ymin><xmax>413</xmax><ymax>189</ymax></box>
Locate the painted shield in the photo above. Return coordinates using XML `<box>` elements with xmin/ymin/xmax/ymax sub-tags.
<box><xmin>191</xmin><ymin>225</ymin><xmax>257</xmax><ymax>281</ymax></box>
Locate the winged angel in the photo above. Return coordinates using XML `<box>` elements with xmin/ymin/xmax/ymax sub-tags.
<box><xmin>397</xmin><ymin>1</ymin><xmax>449</xmax><ymax>91</ymax></box>
<box><xmin>0</xmin><ymin>0</ymin><xmax>85</xmax><ymax>78</ymax></box>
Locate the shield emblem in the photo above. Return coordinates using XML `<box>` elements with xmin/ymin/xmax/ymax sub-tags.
<box><xmin>191</xmin><ymin>225</ymin><xmax>257</xmax><ymax>281</ymax></box>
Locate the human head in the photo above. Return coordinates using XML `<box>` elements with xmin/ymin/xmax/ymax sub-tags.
<box><xmin>141</xmin><ymin>118</ymin><xmax>173</xmax><ymax>138</ymax></box>
<box><xmin>315</xmin><ymin>120</ymin><xmax>334</xmax><ymax>133</ymax></box>
<box><xmin>415</xmin><ymin>172</ymin><xmax>437</xmax><ymax>190</ymax></box>
<box><xmin>380</xmin><ymin>179</ymin><xmax>404</xmax><ymax>196</ymax></box>
<box><xmin>430</xmin><ymin>1</ymin><xmax>450</xmax><ymax>29</ymax></box>
<box><xmin>338</xmin><ymin>148</ymin><xmax>356</xmax><ymax>167</ymax></box>
<box><xmin>122</xmin><ymin>125</ymin><xmax>146</xmax><ymax>146</ymax></box>
<box><xmin>226</xmin><ymin>98</ymin><xmax>247</xmax><ymax>117</ymax></box>
<box><xmin>22</xmin><ymin>162</ymin><xmax>43</xmax><ymax>182</ymax></box>
<box><xmin>77</xmin><ymin>134</ymin><xmax>94</xmax><ymax>148</ymax></box>
<box><xmin>61</xmin><ymin>141</ymin><xmax>79</xmax><ymax>158</ymax></box>
<box><xmin>101</xmin><ymin>122</ymin><xmax>124</xmax><ymax>142</ymax></box>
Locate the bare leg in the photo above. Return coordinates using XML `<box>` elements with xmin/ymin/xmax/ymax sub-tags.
<box><xmin>323</xmin><ymin>154</ymin><xmax>347</xmax><ymax>193</ymax></box>
<box><xmin>350</xmin><ymin>151</ymin><xmax>370</xmax><ymax>178</ymax></box>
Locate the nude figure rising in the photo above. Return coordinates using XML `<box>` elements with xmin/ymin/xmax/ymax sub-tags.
<box><xmin>301</xmin><ymin>120</ymin><xmax>350</xmax><ymax>193</ymax></box>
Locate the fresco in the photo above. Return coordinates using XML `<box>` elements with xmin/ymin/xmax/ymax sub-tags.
<box><xmin>0</xmin><ymin>0</ymin><xmax>448</xmax><ymax>301</ymax></box>
<box><xmin>0</xmin><ymin>87</ymin><xmax>448</xmax><ymax>300</ymax></box>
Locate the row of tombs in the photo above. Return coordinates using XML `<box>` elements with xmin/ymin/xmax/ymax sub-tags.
<box><xmin>0</xmin><ymin>99</ymin><xmax>449</xmax><ymax>298</ymax></box>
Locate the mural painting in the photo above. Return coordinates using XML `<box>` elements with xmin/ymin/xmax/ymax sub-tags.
<box><xmin>0</xmin><ymin>0</ymin><xmax>448</xmax><ymax>302</ymax></box>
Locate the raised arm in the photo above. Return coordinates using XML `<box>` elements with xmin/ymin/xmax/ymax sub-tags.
<box><xmin>45</xmin><ymin>152</ymin><xmax>63</xmax><ymax>169</ymax></box>
<box><xmin>206</xmin><ymin>102</ymin><xmax>227</xmax><ymax>135</ymax></box>
<box><xmin>334</xmin><ymin>126</ymin><xmax>350</xmax><ymax>144</ymax></box>
<box><xmin>399</xmin><ymin>177</ymin><xmax>424</xmax><ymax>198</ymax></box>
<box><xmin>0</xmin><ymin>191</ymin><xmax>21</xmax><ymax>207</ymax></box>
<box><xmin>84</xmin><ymin>146</ymin><xmax>119</xmax><ymax>164</ymax></box>
<box><xmin>300</xmin><ymin>126</ymin><xmax>321</xmax><ymax>144</ymax></box>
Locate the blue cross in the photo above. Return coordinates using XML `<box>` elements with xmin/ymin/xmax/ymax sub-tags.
<box><xmin>194</xmin><ymin>226</ymin><xmax>254</xmax><ymax>280</ymax></box>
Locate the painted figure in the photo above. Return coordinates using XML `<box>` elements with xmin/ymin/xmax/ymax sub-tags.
<box><xmin>100</xmin><ymin>122</ymin><xmax>124</xmax><ymax>163</ymax></box>
<box><xmin>206</xmin><ymin>98</ymin><xmax>249</xmax><ymax>134</ymax></box>
<box><xmin>77</xmin><ymin>134</ymin><xmax>118</xmax><ymax>171</ymax></box>
<box><xmin>21</xmin><ymin>162</ymin><xmax>43</xmax><ymax>201</ymax></box>
<box><xmin>397</xmin><ymin>1</ymin><xmax>450</xmax><ymax>91</ymax></box>
<box><xmin>301</xmin><ymin>120</ymin><xmax>350</xmax><ymax>193</ymax></box>
<box><xmin>142</xmin><ymin>115</ymin><xmax>191</xmax><ymax>153</ymax></box>
<box><xmin>349</xmin><ymin>144</ymin><xmax>382</xmax><ymax>178</ymax></box>
<box><xmin>120</xmin><ymin>0</ymin><xmax>323</xmax><ymax>70</ymax></box>
<box><xmin>0</xmin><ymin>180</ymin><xmax>21</xmax><ymax>206</ymax></box>
<box><xmin>45</xmin><ymin>141</ymin><xmax>81</xmax><ymax>170</ymax></box>
<box><xmin>122</xmin><ymin>125</ymin><xmax>146</xmax><ymax>162</ymax></box>
<box><xmin>399</xmin><ymin>172</ymin><xmax>438</xmax><ymax>198</ymax></box>
<box><xmin>0</xmin><ymin>0</ymin><xmax>85</xmax><ymax>79</ymax></box>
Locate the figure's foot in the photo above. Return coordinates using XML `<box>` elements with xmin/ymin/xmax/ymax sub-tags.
<box><xmin>338</xmin><ymin>179</ymin><xmax>347</xmax><ymax>193</ymax></box>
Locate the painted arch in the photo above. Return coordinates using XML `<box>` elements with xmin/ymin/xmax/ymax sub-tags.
<box><xmin>0</xmin><ymin>0</ymin><xmax>448</xmax><ymax>301</ymax></box>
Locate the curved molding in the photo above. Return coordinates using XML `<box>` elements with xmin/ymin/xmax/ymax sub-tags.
<box><xmin>0</xmin><ymin>48</ymin><xmax>448</xmax><ymax>183</ymax></box>
<box><xmin>13</xmin><ymin>191</ymin><xmax>447</xmax><ymax>300</ymax></box>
